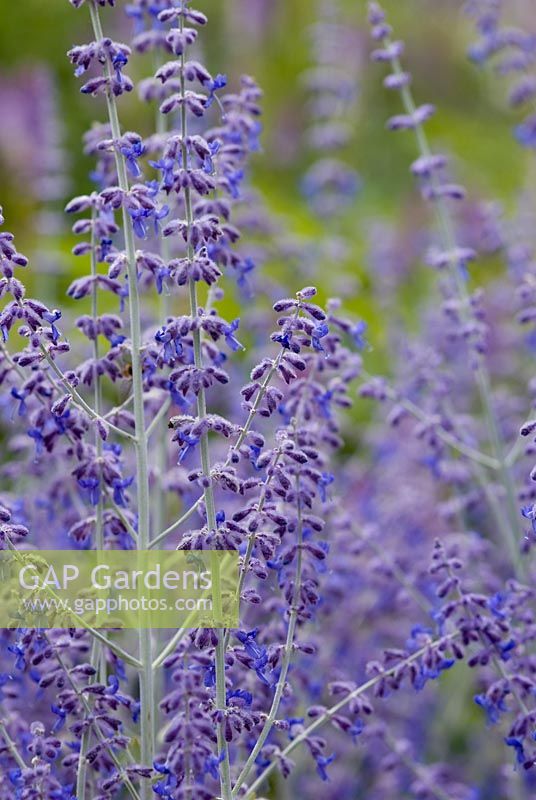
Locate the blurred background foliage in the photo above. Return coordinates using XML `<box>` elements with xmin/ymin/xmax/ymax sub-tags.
<box><xmin>0</xmin><ymin>0</ymin><xmax>528</xmax><ymax>365</ymax></box>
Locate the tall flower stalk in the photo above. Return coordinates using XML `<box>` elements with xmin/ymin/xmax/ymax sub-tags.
<box><xmin>368</xmin><ymin>1</ymin><xmax>524</xmax><ymax>576</ymax></box>
<box><xmin>84</xmin><ymin>6</ymin><xmax>155</xmax><ymax>793</ymax></box>
<box><xmin>175</xmin><ymin>6</ymin><xmax>232</xmax><ymax>795</ymax></box>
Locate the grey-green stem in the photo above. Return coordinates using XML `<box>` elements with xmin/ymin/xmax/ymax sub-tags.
<box><xmin>76</xmin><ymin>208</ymin><xmax>106</xmax><ymax>800</ymax></box>
<box><xmin>242</xmin><ymin>632</ymin><xmax>460</xmax><ymax>799</ymax></box>
<box><xmin>175</xmin><ymin>13</ymin><xmax>232</xmax><ymax>795</ymax></box>
<box><xmin>232</xmin><ymin>467</ymin><xmax>305</xmax><ymax>796</ymax></box>
<box><xmin>88</xmin><ymin>4</ymin><xmax>154</xmax><ymax>793</ymax></box>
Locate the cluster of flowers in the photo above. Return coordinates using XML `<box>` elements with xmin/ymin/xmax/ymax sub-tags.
<box><xmin>1</xmin><ymin>1</ymin><xmax>536</xmax><ymax>799</ymax></box>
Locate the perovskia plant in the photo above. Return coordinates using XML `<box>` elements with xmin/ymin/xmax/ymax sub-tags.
<box><xmin>1</xmin><ymin>2</ymin><xmax>536</xmax><ymax>799</ymax></box>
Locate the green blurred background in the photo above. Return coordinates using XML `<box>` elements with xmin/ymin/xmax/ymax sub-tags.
<box><xmin>0</xmin><ymin>0</ymin><xmax>527</xmax><ymax>349</ymax></box>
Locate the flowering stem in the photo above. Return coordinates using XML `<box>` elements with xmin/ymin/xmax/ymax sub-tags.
<box><xmin>174</xmin><ymin>17</ymin><xmax>232</xmax><ymax>795</ymax></box>
<box><xmin>76</xmin><ymin>639</ymin><xmax>99</xmax><ymax>800</ymax></box>
<box><xmin>39</xmin><ymin>345</ymin><xmax>136</xmax><ymax>442</ymax></box>
<box><xmin>242</xmin><ymin>633</ymin><xmax>460</xmax><ymax>798</ymax></box>
<box><xmin>232</xmin><ymin>468</ymin><xmax>304</xmax><ymax>797</ymax></box>
<box><xmin>383</xmin><ymin>41</ymin><xmax>523</xmax><ymax>576</ymax></box>
<box><xmin>359</xmin><ymin>528</ymin><xmax>431</xmax><ymax>612</ymax></box>
<box><xmin>149</xmin><ymin>500</ymin><xmax>200</xmax><ymax>549</ymax></box>
<box><xmin>153</xmin><ymin>101</ymin><xmax>171</xmax><ymax>555</ymax></box>
<box><xmin>151</xmin><ymin>342</ymin><xmax>302</xmax><ymax>669</ymax></box>
<box><xmin>104</xmin><ymin>492</ymin><xmax>139</xmax><ymax>542</ymax></box>
<box><xmin>149</xmin><ymin>348</ymin><xmax>287</xmax><ymax>549</ymax></box>
<box><xmin>361</xmin><ymin>370</ymin><xmax>501</xmax><ymax>470</ymax></box>
<box><xmin>90</xmin><ymin>208</ymin><xmax>104</xmax><ymax>554</ymax></box>
<box><xmin>88</xmin><ymin>2</ymin><xmax>154</xmax><ymax>788</ymax></box>
<box><xmin>446</xmin><ymin>407</ymin><xmax>519</xmax><ymax>557</ymax></box>
<box><xmin>47</xmin><ymin>633</ymin><xmax>142</xmax><ymax>800</ymax></box>
<box><xmin>222</xmin><ymin>448</ymin><xmax>283</xmax><ymax>653</ymax></box>
<box><xmin>4</xmin><ymin>537</ymin><xmax>141</xmax><ymax>667</ymax></box>
<box><xmin>104</xmin><ymin>391</ymin><xmax>134</xmax><ymax>419</ymax></box>
<box><xmin>83</xmin><ymin>628</ymin><xmax>141</xmax><ymax>668</ymax></box>
<box><xmin>152</xmin><ymin>626</ymin><xmax>188</xmax><ymax>670</ymax></box>
<box><xmin>76</xmin><ymin>211</ymin><xmax>106</xmax><ymax>800</ymax></box>
<box><xmin>383</xmin><ymin>731</ymin><xmax>453</xmax><ymax>800</ymax></box>
<box><xmin>0</xmin><ymin>719</ymin><xmax>27</xmax><ymax>770</ymax></box>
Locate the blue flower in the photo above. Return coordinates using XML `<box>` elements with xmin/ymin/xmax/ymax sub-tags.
<box><xmin>406</xmin><ymin>625</ymin><xmax>433</xmax><ymax>652</ymax></box>
<box><xmin>112</xmin><ymin>52</ymin><xmax>129</xmax><ymax>84</ymax></box>
<box><xmin>249</xmin><ymin>442</ymin><xmax>262</xmax><ymax>469</ymax></box>
<box><xmin>223</xmin><ymin>318</ymin><xmax>244</xmax><ymax>351</ymax></box>
<box><xmin>151</xmin><ymin>203</ymin><xmax>170</xmax><ymax>235</ymax></box>
<box><xmin>205</xmin><ymin>751</ymin><xmax>225</xmax><ymax>780</ymax></box>
<box><xmin>203</xmin><ymin>140</ymin><xmax>221</xmax><ymax>175</ymax></box>
<box><xmin>225</xmin><ymin>168</ymin><xmax>245</xmax><ymax>199</ymax></box>
<box><xmin>474</xmin><ymin>693</ymin><xmax>507</xmax><ymax>725</ymax></box>
<box><xmin>422</xmin><ymin>452</ymin><xmax>442</xmax><ymax>480</ymax></box>
<box><xmin>121</xmin><ymin>141</ymin><xmax>145</xmax><ymax>178</ymax></box>
<box><xmin>315</xmin><ymin>753</ymin><xmax>335</xmax><ymax>781</ymax></box>
<box><xmin>319</xmin><ymin>472</ymin><xmax>334</xmax><ymax>502</ymax></box>
<box><xmin>100</xmin><ymin>237</ymin><xmax>113</xmax><ymax>260</ymax></box>
<box><xmin>312</xmin><ymin>322</ymin><xmax>329</xmax><ymax>352</ymax></box>
<box><xmin>125</xmin><ymin>4</ymin><xmax>144</xmax><ymax>33</ymax></box>
<box><xmin>349</xmin><ymin>719</ymin><xmax>364</xmax><ymax>741</ymax></box>
<box><xmin>119</xmin><ymin>281</ymin><xmax>129</xmax><ymax>313</ymax></box>
<box><xmin>235</xmin><ymin>256</ymin><xmax>256</xmax><ymax>297</ymax></box>
<box><xmin>351</xmin><ymin>320</ymin><xmax>368</xmax><ymax>349</ymax></box>
<box><xmin>499</xmin><ymin>638</ymin><xmax>516</xmax><ymax>661</ymax></box>
<box><xmin>156</xmin><ymin>266</ymin><xmax>170</xmax><ymax>295</ymax></box>
<box><xmin>274</xmin><ymin>332</ymin><xmax>292</xmax><ymax>349</ymax></box>
<box><xmin>316</xmin><ymin>389</ymin><xmax>333</xmax><ymax>419</ymax></box>
<box><xmin>78</xmin><ymin>477</ymin><xmax>101</xmax><ymax>506</ymax></box>
<box><xmin>149</xmin><ymin>157</ymin><xmax>175</xmax><ymax>190</ymax></box>
<box><xmin>166</xmin><ymin>380</ymin><xmax>191</xmax><ymax>411</ymax></box>
<box><xmin>11</xmin><ymin>388</ymin><xmax>28</xmax><ymax>417</ymax></box>
<box><xmin>112</xmin><ymin>476</ymin><xmax>134</xmax><ymax>507</ymax></box>
<box><xmin>227</xmin><ymin>688</ymin><xmax>253</xmax><ymax>706</ymax></box>
<box><xmin>8</xmin><ymin>769</ymin><xmax>22</xmax><ymax>787</ymax></box>
<box><xmin>156</xmin><ymin>327</ymin><xmax>183</xmax><ymax>364</ymax></box>
<box><xmin>413</xmin><ymin>657</ymin><xmax>455</xmax><ymax>690</ymax></box>
<box><xmin>153</xmin><ymin>761</ymin><xmax>177</xmax><ymax>799</ymax></box>
<box><xmin>487</xmin><ymin>592</ymin><xmax>508</xmax><ymax>619</ymax></box>
<box><xmin>110</xmin><ymin>332</ymin><xmax>126</xmax><ymax>346</ymax></box>
<box><xmin>129</xmin><ymin>207</ymin><xmax>150</xmax><ymax>239</ymax></box>
<box><xmin>51</xmin><ymin>704</ymin><xmax>67</xmax><ymax>732</ymax></box>
<box><xmin>287</xmin><ymin>717</ymin><xmax>304</xmax><ymax>740</ymax></box>
<box><xmin>521</xmin><ymin>505</ymin><xmax>536</xmax><ymax>535</ymax></box>
<box><xmin>7</xmin><ymin>643</ymin><xmax>26</xmax><ymax>670</ymax></box>
<box><xmin>131</xmin><ymin>701</ymin><xmax>141</xmax><ymax>723</ymax></box>
<box><xmin>177</xmin><ymin>433</ymin><xmax>200</xmax><ymax>464</ymax></box>
<box><xmin>205</xmin><ymin>73</ymin><xmax>227</xmax><ymax>108</ymax></box>
<box><xmin>249</xmin><ymin>120</ymin><xmax>263</xmax><ymax>152</ymax></box>
<box><xmin>505</xmin><ymin>736</ymin><xmax>526</xmax><ymax>766</ymax></box>
<box><xmin>515</xmin><ymin>114</ymin><xmax>536</xmax><ymax>149</ymax></box>
<box><xmin>236</xmin><ymin>629</ymin><xmax>274</xmax><ymax>686</ymax></box>
<box><xmin>204</xmin><ymin>664</ymin><xmax>216</xmax><ymax>687</ymax></box>
<box><xmin>28</xmin><ymin>427</ymin><xmax>45</xmax><ymax>457</ymax></box>
<box><xmin>128</xmin><ymin>201</ymin><xmax>168</xmax><ymax>239</ymax></box>
<box><xmin>43</xmin><ymin>309</ymin><xmax>62</xmax><ymax>342</ymax></box>
<box><xmin>105</xmin><ymin>442</ymin><xmax>123</xmax><ymax>457</ymax></box>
